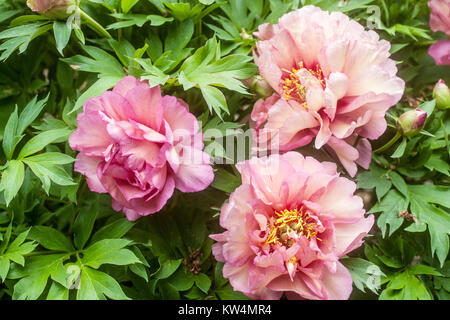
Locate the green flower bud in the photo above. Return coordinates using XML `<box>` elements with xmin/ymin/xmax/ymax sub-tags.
<box><xmin>397</xmin><ymin>109</ymin><xmax>427</xmax><ymax>137</ymax></box>
<box><xmin>433</xmin><ymin>79</ymin><xmax>450</xmax><ymax>110</ymax></box>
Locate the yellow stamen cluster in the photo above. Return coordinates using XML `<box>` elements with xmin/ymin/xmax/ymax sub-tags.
<box><xmin>264</xmin><ymin>208</ymin><xmax>321</xmax><ymax>248</ymax></box>
<box><xmin>281</xmin><ymin>62</ymin><xmax>325</xmax><ymax>106</ymax></box>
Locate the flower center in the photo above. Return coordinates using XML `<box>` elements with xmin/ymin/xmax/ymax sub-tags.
<box><xmin>264</xmin><ymin>208</ymin><xmax>321</xmax><ymax>248</ymax></box>
<box><xmin>281</xmin><ymin>62</ymin><xmax>325</xmax><ymax>107</ymax></box>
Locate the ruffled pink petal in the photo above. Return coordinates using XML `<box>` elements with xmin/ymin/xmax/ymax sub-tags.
<box><xmin>334</xmin><ymin>215</ymin><xmax>374</xmax><ymax>256</ymax></box>
<box><xmin>74</xmin><ymin>153</ymin><xmax>106</xmax><ymax>193</ymax></box>
<box><xmin>315</xmin><ymin>176</ymin><xmax>364</xmax><ymax>223</ymax></box>
<box><xmin>69</xmin><ymin>111</ymin><xmax>111</xmax><ymax>157</ymax></box>
<box><xmin>429</xmin><ymin>40</ymin><xmax>450</xmax><ymax>66</ymax></box>
<box><xmin>125</xmin><ymin>84</ymin><xmax>163</xmax><ymax>131</ymax></box>
<box><xmin>112</xmin><ymin>75</ymin><xmax>140</xmax><ymax>96</ymax></box>
<box><xmin>320</xmin><ymin>262</ymin><xmax>353</xmax><ymax>300</ymax></box>
<box><xmin>267</xmin><ymin>274</ymin><xmax>319</xmax><ymax>300</ymax></box>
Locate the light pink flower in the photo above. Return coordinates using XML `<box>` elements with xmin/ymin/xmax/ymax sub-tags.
<box><xmin>252</xmin><ymin>5</ymin><xmax>404</xmax><ymax>176</ymax></box>
<box><xmin>211</xmin><ymin>152</ymin><xmax>374</xmax><ymax>300</ymax></box>
<box><xmin>428</xmin><ymin>0</ymin><xmax>450</xmax><ymax>65</ymax></box>
<box><xmin>429</xmin><ymin>0</ymin><xmax>450</xmax><ymax>36</ymax></box>
<box><xmin>69</xmin><ymin>76</ymin><xmax>214</xmax><ymax>221</ymax></box>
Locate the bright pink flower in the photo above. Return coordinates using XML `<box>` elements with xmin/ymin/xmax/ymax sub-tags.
<box><xmin>252</xmin><ymin>6</ymin><xmax>404</xmax><ymax>176</ymax></box>
<box><xmin>428</xmin><ymin>40</ymin><xmax>450</xmax><ymax>65</ymax></box>
<box><xmin>428</xmin><ymin>0</ymin><xmax>450</xmax><ymax>36</ymax></box>
<box><xmin>211</xmin><ymin>152</ymin><xmax>373</xmax><ymax>300</ymax></box>
<box><xmin>428</xmin><ymin>0</ymin><xmax>450</xmax><ymax>66</ymax></box>
<box><xmin>69</xmin><ymin>76</ymin><xmax>214</xmax><ymax>220</ymax></box>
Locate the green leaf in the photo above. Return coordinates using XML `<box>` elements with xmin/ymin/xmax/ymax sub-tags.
<box><xmin>211</xmin><ymin>168</ymin><xmax>241</xmax><ymax>194</ymax></box>
<box><xmin>341</xmin><ymin>258</ymin><xmax>385</xmax><ymax>294</ymax></box>
<box><xmin>357</xmin><ymin>163</ymin><xmax>392</xmax><ymax>200</ymax></box>
<box><xmin>215</xmin><ymin>286</ymin><xmax>250</xmax><ymax>300</ymax></box>
<box><xmin>409</xmin><ymin>195</ymin><xmax>450</xmax><ymax>266</ymax></box>
<box><xmin>73</xmin><ymin>203</ymin><xmax>98</xmax><ymax>250</ymax></box>
<box><xmin>121</xmin><ymin>0</ymin><xmax>140</xmax><ymax>13</ymax></box>
<box><xmin>81</xmin><ymin>239</ymin><xmax>140</xmax><ymax>268</ymax></box>
<box><xmin>18</xmin><ymin>128</ymin><xmax>72</xmax><ymax>159</ymax></box>
<box><xmin>47</xmin><ymin>282</ymin><xmax>69</xmax><ymax>300</ymax></box>
<box><xmin>408</xmin><ymin>185</ymin><xmax>450</xmax><ymax>208</ymax></box>
<box><xmin>28</xmin><ymin>226</ymin><xmax>74</xmax><ymax>252</ymax></box>
<box><xmin>0</xmin><ymin>160</ymin><xmax>25</xmax><ymax>206</ymax></box>
<box><xmin>17</xmin><ymin>95</ymin><xmax>49</xmax><ymax>135</ymax></box>
<box><xmin>10</xmin><ymin>254</ymin><xmax>68</xmax><ymax>300</ymax></box>
<box><xmin>0</xmin><ymin>256</ymin><xmax>10</xmax><ymax>282</ymax></box>
<box><xmin>23</xmin><ymin>152</ymin><xmax>75</xmax><ymax>165</ymax></box>
<box><xmin>152</xmin><ymin>257</ymin><xmax>183</xmax><ymax>280</ymax></box>
<box><xmin>78</xmin><ymin>267</ymin><xmax>130</xmax><ymax>300</ymax></box>
<box><xmin>419</xmin><ymin>99</ymin><xmax>436</xmax><ymax>118</ymax></box>
<box><xmin>369</xmin><ymin>189</ymin><xmax>408</xmax><ymax>237</ymax></box>
<box><xmin>388</xmin><ymin>171</ymin><xmax>408</xmax><ymax>197</ymax></box>
<box><xmin>61</xmin><ymin>46</ymin><xmax>125</xmax><ymax>78</ymax></box>
<box><xmin>381</xmin><ymin>269</ymin><xmax>433</xmax><ymax>300</ymax></box>
<box><xmin>129</xmin><ymin>263</ymin><xmax>148</xmax><ymax>282</ymax></box>
<box><xmin>90</xmin><ymin>218</ymin><xmax>135</xmax><ymax>244</ymax></box>
<box><xmin>0</xmin><ymin>23</ymin><xmax>52</xmax><ymax>61</ymax></box>
<box><xmin>391</xmin><ymin>138</ymin><xmax>407</xmax><ymax>158</ymax></box>
<box><xmin>178</xmin><ymin>37</ymin><xmax>256</xmax><ymax>116</ymax></box>
<box><xmin>25</xmin><ymin>161</ymin><xmax>75</xmax><ymax>192</ymax></box>
<box><xmin>2</xmin><ymin>105</ymin><xmax>20</xmax><ymax>159</ymax></box>
<box><xmin>53</xmin><ymin>21</ymin><xmax>71</xmax><ymax>55</ymax></box>
<box><xmin>167</xmin><ymin>266</ymin><xmax>195</xmax><ymax>291</ymax></box>
<box><xmin>195</xmin><ymin>273</ymin><xmax>211</xmax><ymax>294</ymax></box>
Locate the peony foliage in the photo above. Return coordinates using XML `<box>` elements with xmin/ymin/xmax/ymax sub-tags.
<box><xmin>0</xmin><ymin>0</ymin><xmax>448</xmax><ymax>301</ymax></box>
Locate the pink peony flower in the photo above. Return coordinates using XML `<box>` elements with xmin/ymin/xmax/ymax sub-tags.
<box><xmin>428</xmin><ymin>40</ymin><xmax>450</xmax><ymax>65</ymax></box>
<box><xmin>428</xmin><ymin>0</ymin><xmax>450</xmax><ymax>66</ymax></box>
<box><xmin>251</xmin><ymin>5</ymin><xmax>405</xmax><ymax>176</ymax></box>
<box><xmin>69</xmin><ymin>76</ymin><xmax>214</xmax><ymax>221</ymax></box>
<box><xmin>211</xmin><ymin>152</ymin><xmax>374</xmax><ymax>300</ymax></box>
<box><xmin>428</xmin><ymin>0</ymin><xmax>450</xmax><ymax>36</ymax></box>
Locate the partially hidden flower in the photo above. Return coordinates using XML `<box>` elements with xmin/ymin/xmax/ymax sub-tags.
<box><xmin>251</xmin><ymin>5</ymin><xmax>405</xmax><ymax>177</ymax></box>
<box><xmin>397</xmin><ymin>109</ymin><xmax>428</xmax><ymax>137</ymax></box>
<box><xmin>429</xmin><ymin>0</ymin><xmax>450</xmax><ymax>36</ymax></box>
<box><xmin>433</xmin><ymin>79</ymin><xmax>450</xmax><ymax>109</ymax></box>
<box><xmin>69</xmin><ymin>76</ymin><xmax>214</xmax><ymax>221</ymax></box>
<box><xmin>27</xmin><ymin>0</ymin><xmax>77</xmax><ymax>19</ymax></box>
<box><xmin>211</xmin><ymin>152</ymin><xmax>374</xmax><ymax>300</ymax></box>
<box><xmin>428</xmin><ymin>40</ymin><xmax>450</xmax><ymax>66</ymax></box>
<box><xmin>428</xmin><ymin>0</ymin><xmax>450</xmax><ymax>66</ymax></box>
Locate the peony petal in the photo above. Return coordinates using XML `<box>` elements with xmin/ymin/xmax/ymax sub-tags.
<box><xmin>125</xmin><ymin>84</ymin><xmax>163</xmax><ymax>131</ymax></box>
<box><xmin>320</xmin><ymin>262</ymin><xmax>353</xmax><ymax>300</ymax></box>
<box><xmin>334</xmin><ymin>214</ymin><xmax>374</xmax><ymax>256</ymax></box>
<box><xmin>74</xmin><ymin>153</ymin><xmax>106</xmax><ymax>193</ymax></box>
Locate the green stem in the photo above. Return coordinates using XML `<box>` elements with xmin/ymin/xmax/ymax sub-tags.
<box><xmin>79</xmin><ymin>9</ymin><xmax>112</xmax><ymax>39</ymax></box>
<box><xmin>374</xmin><ymin>132</ymin><xmax>402</xmax><ymax>154</ymax></box>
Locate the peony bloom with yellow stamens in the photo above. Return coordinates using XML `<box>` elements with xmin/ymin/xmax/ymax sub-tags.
<box><xmin>251</xmin><ymin>5</ymin><xmax>405</xmax><ymax>177</ymax></box>
<box><xmin>210</xmin><ymin>152</ymin><xmax>374</xmax><ymax>300</ymax></box>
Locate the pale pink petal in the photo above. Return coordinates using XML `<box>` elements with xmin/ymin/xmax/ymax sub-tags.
<box><xmin>320</xmin><ymin>262</ymin><xmax>353</xmax><ymax>300</ymax></box>
<box><xmin>69</xmin><ymin>111</ymin><xmax>111</xmax><ymax>157</ymax></box>
<box><xmin>125</xmin><ymin>84</ymin><xmax>163</xmax><ymax>131</ymax></box>
<box><xmin>74</xmin><ymin>154</ymin><xmax>106</xmax><ymax>193</ymax></box>
<box><xmin>334</xmin><ymin>215</ymin><xmax>374</xmax><ymax>256</ymax></box>
<box><xmin>429</xmin><ymin>40</ymin><xmax>450</xmax><ymax>66</ymax></box>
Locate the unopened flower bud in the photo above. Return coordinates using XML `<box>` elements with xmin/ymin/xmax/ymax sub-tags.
<box><xmin>397</xmin><ymin>109</ymin><xmax>427</xmax><ymax>137</ymax></box>
<box><xmin>245</xmin><ymin>76</ymin><xmax>274</xmax><ymax>98</ymax></box>
<box><xmin>433</xmin><ymin>79</ymin><xmax>450</xmax><ymax>110</ymax></box>
<box><xmin>27</xmin><ymin>0</ymin><xmax>77</xmax><ymax>20</ymax></box>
